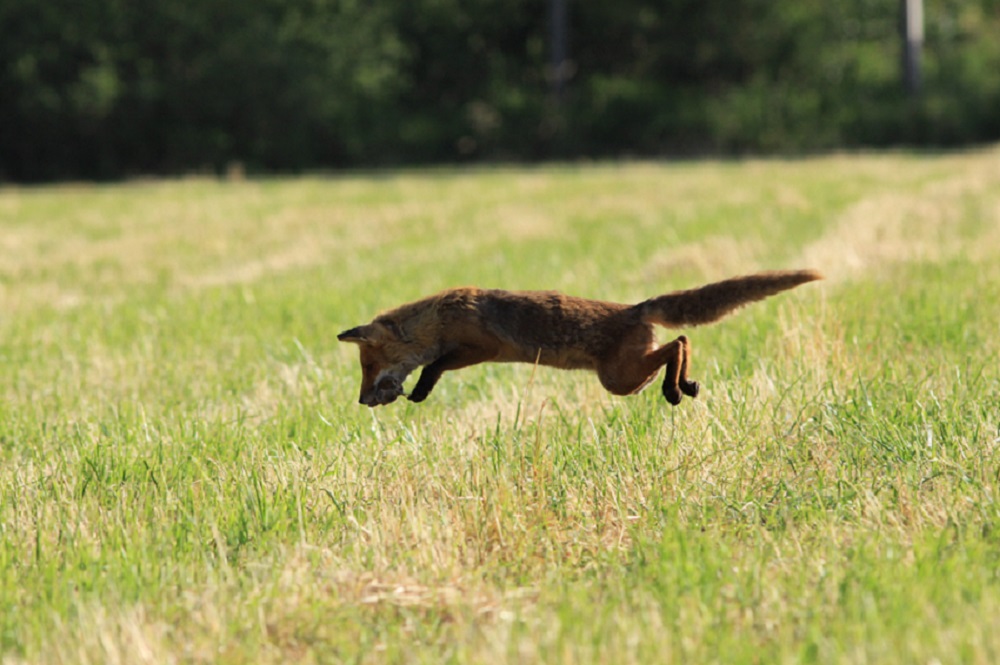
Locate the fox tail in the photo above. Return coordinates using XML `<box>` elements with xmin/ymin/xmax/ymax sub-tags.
<box><xmin>638</xmin><ymin>269</ymin><xmax>822</xmax><ymax>328</ymax></box>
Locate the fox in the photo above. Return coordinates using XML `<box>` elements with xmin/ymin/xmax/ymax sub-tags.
<box><xmin>338</xmin><ymin>270</ymin><xmax>822</xmax><ymax>407</ymax></box>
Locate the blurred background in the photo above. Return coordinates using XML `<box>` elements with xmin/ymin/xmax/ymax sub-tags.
<box><xmin>1</xmin><ymin>0</ymin><xmax>998</xmax><ymax>182</ymax></box>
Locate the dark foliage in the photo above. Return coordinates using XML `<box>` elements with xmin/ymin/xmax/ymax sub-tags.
<box><xmin>1</xmin><ymin>0</ymin><xmax>998</xmax><ymax>181</ymax></box>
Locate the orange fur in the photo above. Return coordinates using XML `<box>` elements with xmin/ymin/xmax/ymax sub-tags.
<box><xmin>338</xmin><ymin>270</ymin><xmax>821</xmax><ymax>407</ymax></box>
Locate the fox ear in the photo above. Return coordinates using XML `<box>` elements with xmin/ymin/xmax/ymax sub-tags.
<box><xmin>383</xmin><ymin>320</ymin><xmax>406</xmax><ymax>341</ymax></box>
<box><xmin>337</xmin><ymin>325</ymin><xmax>374</xmax><ymax>344</ymax></box>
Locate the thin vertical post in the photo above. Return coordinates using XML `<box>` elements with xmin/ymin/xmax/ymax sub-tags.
<box><xmin>902</xmin><ymin>0</ymin><xmax>924</xmax><ymax>94</ymax></box>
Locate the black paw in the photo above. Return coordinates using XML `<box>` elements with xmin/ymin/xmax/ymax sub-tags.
<box><xmin>375</xmin><ymin>389</ymin><xmax>401</xmax><ymax>405</ymax></box>
<box><xmin>374</xmin><ymin>377</ymin><xmax>404</xmax><ymax>405</ymax></box>
<box><xmin>663</xmin><ymin>385</ymin><xmax>682</xmax><ymax>406</ymax></box>
<box><xmin>680</xmin><ymin>379</ymin><xmax>700</xmax><ymax>398</ymax></box>
<box><xmin>407</xmin><ymin>390</ymin><xmax>428</xmax><ymax>403</ymax></box>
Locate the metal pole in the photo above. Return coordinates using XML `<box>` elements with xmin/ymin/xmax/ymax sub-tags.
<box><xmin>902</xmin><ymin>0</ymin><xmax>923</xmax><ymax>94</ymax></box>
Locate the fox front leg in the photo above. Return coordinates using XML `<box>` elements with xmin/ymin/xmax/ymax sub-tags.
<box><xmin>408</xmin><ymin>344</ymin><xmax>498</xmax><ymax>403</ymax></box>
<box><xmin>408</xmin><ymin>360</ymin><xmax>447</xmax><ymax>403</ymax></box>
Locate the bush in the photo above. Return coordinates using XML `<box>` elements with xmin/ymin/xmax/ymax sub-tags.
<box><xmin>1</xmin><ymin>0</ymin><xmax>998</xmax><ymax>181</ymax></box>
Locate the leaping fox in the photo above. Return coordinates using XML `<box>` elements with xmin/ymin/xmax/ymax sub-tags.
<box><xmin>339</xmin><ymin>270</ymin><xmax>822</xmax><ymax>407</ymax></box>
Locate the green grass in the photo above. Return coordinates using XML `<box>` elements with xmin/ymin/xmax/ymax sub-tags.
<box><xmin>2</xmin><ymin>147</ymin><xmax>1000</xmax><ymax>664</ymax></box>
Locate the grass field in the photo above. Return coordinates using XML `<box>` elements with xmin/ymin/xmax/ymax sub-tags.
<box><xmin>2</xmin><ymin>147</ymin><xmax>1000</xmax><ymax>664</ymax></box>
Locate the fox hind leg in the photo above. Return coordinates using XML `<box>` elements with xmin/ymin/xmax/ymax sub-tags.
<box><xmin>661</xmin><ymin>335</ymin><xmax>699</xmax><ymax>405</ymax></box>
<box><xmin>677</xmin><ymin>335</ymin><xmax>699</xmax><ymax>399</ymax></box>
<box><xmin>660</xmin><ymin>338</ymin><xmax>684</xmax><ymax>406</ymax></box>
<box><xmin>598</xmin><ymin>333</ymin><xmax>692</xmax><ymax>406</ymax></box>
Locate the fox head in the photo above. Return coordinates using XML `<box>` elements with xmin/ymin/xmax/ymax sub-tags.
<box><xmin>338</xmin><ymin>320</ymin><xmax>423</xmax><ymax>407</ymax></box>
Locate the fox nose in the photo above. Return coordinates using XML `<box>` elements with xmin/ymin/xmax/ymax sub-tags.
<box><xmin>359</xmin><ymin>393</ymin><xmax>378</xmax><ymax>407</ymax></box>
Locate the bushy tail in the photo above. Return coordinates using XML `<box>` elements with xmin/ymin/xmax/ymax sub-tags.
<box><xmin>637</xmin><ymin>269</ymin><xmax>822</xmax><ymax>328</ymax></box>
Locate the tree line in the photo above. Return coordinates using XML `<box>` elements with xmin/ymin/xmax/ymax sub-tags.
<box><xmin>2</xmin><ymin>0</ymin><xmax>998</xmax><ymax>181</ymax></box>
